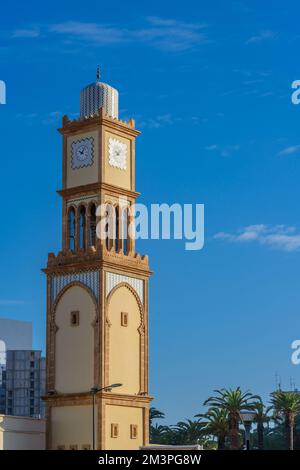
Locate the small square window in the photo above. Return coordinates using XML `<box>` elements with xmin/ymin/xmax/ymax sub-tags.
<box><xmin>121</xmin><ymin>312</ymin><xmax>128</xmax><ymax>327</ymax></box>
<box><xmin>111</xmin><ymin>423</ymin><xmax>119</xmax><ymax>438</ymax></box>
<box><xmin>57</xmin><ymin>445</ymin><xmax>65</xmax><ymax>450</ymax></box>
<box><xmin>70</xmin><ymin>444</ymin><xmax>78</xmax><ymax>450</ymax></box>
<box><xmin>82</xmin><ymin>444</ymin><xmax>91</xmax><ymax>450</ymax></box>
<box><xmin>70</xmin><ymin>311</ymin><xmax>80</xmax><ymax>327</ymax></box>
<box><xmin>130</xmin><ymin>424</ymin><xmax>138</xmax><ymax>439</ymax></box>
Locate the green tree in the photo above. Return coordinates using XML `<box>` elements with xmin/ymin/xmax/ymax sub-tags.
<box><xmin>172</xmin><ymin>419</ymin><xmax>205</xmax><ymax>445</ymax></box>
<box><xmin>149</xmin><ymin>407</ymin><xmax>165</xmax><ymax>426</ymax></box>
<box><xmin>252</xmin><ymin>401</ymin><xmax>271</xmax><ymax>450</ymax></box>
<box><xmin>270</xmin><ymin>391</ymin><xmax>300</xmax><ymax>450</ymax></box>
<box><xmin>204</xmin><ymin>387</ymin><xmax>260</xmax><ymax>450</ymax></box>
<box><xmin>195</xmin><ymin>407</ymin><xmax>229</xmax><ymax>450</ymax></box>
<box><xmin>150</xmin><ymin>424</ymin><xmax>170</xmax><ymax>444</ymax></box>
<box><xmin>149</xmin><ymin>407</ymin><xmax>166</xmax><ymax>443</ymax></box>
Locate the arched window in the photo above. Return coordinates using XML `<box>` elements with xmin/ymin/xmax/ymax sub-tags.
<box><xmin>79</xmin><ymin>206</ymin><xmax>86</xmax><ymax>250</ymax></box>
<box><xmin>123</xmin><ymin>207</ymin><xmax>128</xmax><ymax>255</ymax></box>
<box><xmin>104</xmin><ymin>202</ymin><xmax>114</xmax><ymax>251</ymax></box>
<box><xmin>114</xmin><ymin>206</ymin><xmax>119</xmax><ymax>252</ymax></box>
<box><xmin>69</xmin><ymin>208</ymin><xmax>76</xmax><ymax>251</ymax></box>
<box><xmin>89</xmin><ymin>204</ymin><xmax>96</xmax><ymax>247</ymax></box>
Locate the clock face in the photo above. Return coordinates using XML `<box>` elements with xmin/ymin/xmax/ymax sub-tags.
<box><xmin>71</xmin><ymin>137</ymin><xmax>94</xmax><ymax>169</ymax></box>
<box><xmin>76</xmin><ymin>144</ymin><xmax>89</xmax><ymax>162</ymax></box>
<box><xmin>108</xmin><ymin>137</ymin><xmax>127</xmax><ymax>170</ymax></box>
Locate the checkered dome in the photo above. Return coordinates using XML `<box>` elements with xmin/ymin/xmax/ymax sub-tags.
<box><xmin>80</xmin><ymin>82</ymin><xmax>119</xmax><ymax>119</ymax></box>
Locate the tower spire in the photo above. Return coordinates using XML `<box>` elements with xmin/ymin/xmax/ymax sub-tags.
<box><xmin>96</xmin><ymin>65</ymin><xmax>100</xmax><ymax>81</ymax></box>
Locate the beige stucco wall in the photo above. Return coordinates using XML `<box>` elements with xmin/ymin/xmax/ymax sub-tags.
<box><xmin>51</xmin><ymin>405</ymin><xmax>95</xmax><ymax>450</ymax></box>
<box><xmin>55</xmin><ymin>286</ymin><xmax>95</xmax><ymax>394</ymax></box>
<box><xmin>105</xmin><ymin>405</ymin><xmax>143</xmax><ymax>450</ymax></box>
<box><xmin>0</xmin><ymin>415</ymin><xmax>45</xmax><ymax>450</ymax></box>
<box><xmin>104</xmin><ymin>131</ymin><xmax>131</xmax><ymax>190</ymax></box>
<box><xmin>107</xmin><ymin>286</ymin><xmax>141</xmax><ymax>395</ymax></box>
<box><xmin>67</xmin><ymin>130</ymin><xmax>99</xmax><ymax>188</ymax></box>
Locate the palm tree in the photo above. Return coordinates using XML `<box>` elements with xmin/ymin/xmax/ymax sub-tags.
<box><xmin>149</xmin><ymin>407</ymin><xmax>166</xmax><ymax>443</ymax></box>
<box><xmin>172</xmin><ymin>419</ymin><xmax>204</xmax><ymax>445</ymax></box>
<box><xmin>150</xmin><ymin>424</ymin><xmax>170</xmax><ymax>444</ymax></box>
<box><xmin>270</xmin><ymin>391</ymin><xmax>300</xmax><ymax>450</ymax></box>
<box><xmin>252</xmin><ymin>401</ymin><xmax>271</xmax><ymax>450</ymax></box>
<box><xmin>195</xmin><ymin>407</ymin><xmax>228</xmax><ymax>449</ymax></box>
<box><xmin>204</xmin><ymin>387</ymin><xmax>260</xmax><ymax>450</ymax></box>
<box><xmin>149</xmin><ymin>407</ymin><xmax>165</xmax><ymax>426</ymax></box>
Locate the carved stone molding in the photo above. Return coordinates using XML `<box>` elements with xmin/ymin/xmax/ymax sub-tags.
<box><xmin>106</xmin><ymin>272</ymin><xmax>144</xmax><ymax>304</ymax></box>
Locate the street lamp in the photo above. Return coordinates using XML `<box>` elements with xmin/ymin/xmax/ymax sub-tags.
<box><xmin>91</xmin><ymin>383</ymin><xmax>122</xmax><ymax>450</ymax></box>
<box><xmin>240</xmin><ymin>411</ymin><xmax>256</xmax><ymax>450</ymax></box>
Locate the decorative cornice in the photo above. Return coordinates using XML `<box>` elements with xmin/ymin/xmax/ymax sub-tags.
<box><xmin>43</xmin><ymin>247</ymin><xmax>152</xmax><ymax>277</ymax></box>
<box><xmin>43</xmin><ymin>391</ymin><xmax>153</xmax><ymax>406</ymax></box>
<box><xmin>58</xmin><ymin>109</ymin><xmax>140</xmax><ymax>138</ymax></box>
<box><xmin>57</xmin><ymin>182</ymin><xmax>140</xmax><ymax>200</ymax></box>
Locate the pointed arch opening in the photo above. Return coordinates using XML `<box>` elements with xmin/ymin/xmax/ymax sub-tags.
<box><xmin>89</xmin><ymin>203</ymin><xmax>97</xmax><ymax>247</ymax></box>
<box><xmin>79</xmin><ymin>206</ymin><xmax>86</xmax><ymax>250</ymax></box>
<box><xmin>69</xmin><ymin>207</ymin><xmax>76</xmax><ymax>251</ymax></box>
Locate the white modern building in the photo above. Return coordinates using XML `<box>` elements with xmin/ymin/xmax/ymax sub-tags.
<box><xmin>0</xmin><ymin>318</ymin><xmax>32</xmax><ymax>363</ymax></box>
<box><xmin>0</xmin><ymin>319</ymin><xmax>45</xmax><ymax>418</ymax></box>
<box><xmin>5</xmin><ymin>350</ymin><xmax>46</xmax><ymax>417</ymax></box>
<box><xmin>0</xmin><ymin>415</ymin><xmax>45</xmax><ymax>450</ymax></box>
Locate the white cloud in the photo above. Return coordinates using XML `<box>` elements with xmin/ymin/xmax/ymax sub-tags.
<box><xmin>49</xmin><ymin>21</ymin><xmax>125</xmax><ymax>44</ymax></box>
<box><xmin>206</xmin><ymin>144</ymin><xmax>218</xmax><ymax>151</ymax></box>
<box><xmin>214</xmin><ymin>225</ymin><xmax>300</xmax><ymax>252</ymax></box>
<box><xmin>16</xmin><ymin>110</ymin><xmax>62</xmax><ymax>126</ymax></box>
<box><xmin>12</xmin><ymin>28</ymin><xmax>40</xmax><ymax>38</ymax></box>
<box><xmin>0</xmin><ymin>300</ymin><xmax>26</xmax><ymax>305</ymax></box>
<box><xmin>136</xmin><ymin>17</ymin><xmax>208</xmax><ymax>51</ymax></box>
<box><xmin>205</xmin><ymin>144</ymin><xmax>240</xmax><ymax>156</ymax></box>
<box><xmin>139</xmin><ymin>113</ymin><xmax>180</xmax><ymax>129</ymax></box>
<box><xmin>14</xmin><ymin>17</ymin><xmax>209</xmax><ymax>52</ymax></box>
<box><xmin>278</xmin><ymin>145</ymin><xmax>300</xmax><ymax>156</ymax></box>
<box><xmin>246</xmin><ymin>30</ymin><xmax>277</xmax><ymax>44</ymax></box>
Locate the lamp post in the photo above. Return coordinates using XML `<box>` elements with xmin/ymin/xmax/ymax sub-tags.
<box><xmin>240</xmin><ymin>411</ymin><xmax>256</xmax><ymax>450</ymax></box>
<box><xmin>91</xmin><ymin>383</ymin><xmax>122</xmax><ymax>450</ymax></box>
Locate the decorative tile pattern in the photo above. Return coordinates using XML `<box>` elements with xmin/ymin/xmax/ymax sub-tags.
<box><xmin>51</xmin><ymin>270</ymin><xmax>99</xmax><ymax>304</ymax></box>
<box><xmin>80</xmin><ymin>82</ymin><xmax>119</xmax><ymax>119</ymax></box>
<box><xmin>71</xmin><ymin>137</ymin><xmax>94</xmax><ymax>169</ymax></box>
<box><xmin>108</xmin><ymin>137</ymin><xmax>127</xmax><ymax>170</ymax></box>
<box><xmin>106</xmin><ymin>272</ymin><xmax>144</xmax><ymax>304</ymax></box>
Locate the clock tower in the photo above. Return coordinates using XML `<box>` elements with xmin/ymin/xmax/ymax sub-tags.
<box><xmin>43</xmin><ymin>72</ymin><xmax>152</xmax><ymax>450</ymax></box>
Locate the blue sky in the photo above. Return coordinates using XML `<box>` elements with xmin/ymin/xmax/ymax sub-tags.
<box><xmin>1</xmin><ymin>0</ymin><xmax>300</xmax><ymax>423</ymax></box>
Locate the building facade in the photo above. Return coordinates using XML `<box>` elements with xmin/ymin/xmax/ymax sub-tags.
<box><xmin>4</xmin><ymin>350</ymin><xmax>46</xmax><ymax>418</ymax></box>
<box><xmin>0</xmin><ymin>365</ymin><xmax>5</xmax><ymax>415</ymax></box>
<box><xmin>0</xmin><ymin>319</ymin><xmax>32</xmax><ymax>356</ymax></box>
<box><xmin>0</xmin><ymin>415</ymin><xmax>46</xmax><ymax>450</ymax></box>
<box><xmin>44</xmin><ymin>73</ymin><xmax>152</xmax><ymax>450</ymax></box>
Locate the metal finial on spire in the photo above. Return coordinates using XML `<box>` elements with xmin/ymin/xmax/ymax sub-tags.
<box><xmin>96</xmin><ymin>65</ymin><xmax>100</xmax><ymax>81</ymax></box>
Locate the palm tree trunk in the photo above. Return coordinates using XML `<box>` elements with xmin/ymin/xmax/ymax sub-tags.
<box><xmin>286</xmin><ymin>413</ymin><xmax>294</xmax><ymax>450</ymax></box>
<box><xmin>218</xmin><ymin>435</ymin><xmax>225</xmax><ymax>450</ymax></box>
<box><xmin>257</xmin><ymin>423</ymin><xmax>264</xmax><ymax>450</ymax></box>
<box><xmin>229</xmin><ymin>413</ymin><xmax>239</xmax><ymax>450</ymax></box>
